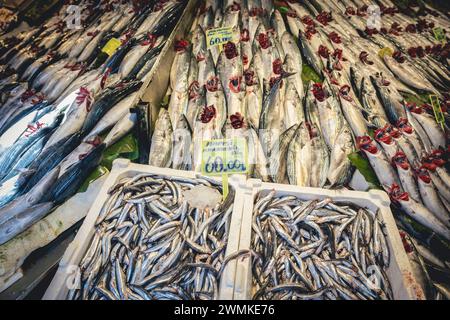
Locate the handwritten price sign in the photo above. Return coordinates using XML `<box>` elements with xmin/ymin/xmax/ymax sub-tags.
<box><xmin>206</xmin><ymin>27</ymin><xmax>236</xmax><ymax>50</ymax></box>
<box><xmin>201</xmin><ymin>138</ymin><xmax>248</xmax><ymax>176</ymax></box>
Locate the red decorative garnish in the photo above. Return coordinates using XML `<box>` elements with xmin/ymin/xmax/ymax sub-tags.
<box><xmin>87</xmin><ymin>30</ymin><xmax>99</xmax><ymax>37</ymax></box>
<box><xmin>316</xmin><ymin>11</ymin><xmax>332</xmax><ymax>26</ymax></box>
<box><xmin>357</xmin><ymin>5</ymin><xmax>368</xmax><ymax>16</ymax></box>
<box><xmin>405</xmin><ymin>102</ymin><xmax>423</xmax><ymax>114</ymax></box>
<box><xmin>318</xmin><ymin>45</ymin><xmax>330</xmax><ymax>59</ymax></box>
<box><xmin>76</xmin><ymin>87</ymin><xmax>92</xmax><ymax>112</ymax></box>
<box><xmin>229</xmin><ymin>1</ymin><xmax>240</xmax><ymax>11</ymax></box>
<box><xmin>174</xmin><ymin>39</ymin><xmax>189</xmax><ymax>52</ymax></box>
<box><xmin>345</xmin><ymin>7</ymin><xmax>356</xmax><ymax>15</ymax></box>
<box><xmin>224</xmin><ymin>42</ymin><xmax>238</xmax><ymax>59</ymax></box>
<box><xmin>206</xmin><ymin>77</ymin><xmax>220</xmax><ymax>92</ymax></box>
<box><xmin>20</xmin><ymin>89</ymin><xmax>36</xmax><ymax>102</ymax></box>
<box><xmin>396</xmin><ymin>118</ymin><xmax>413</xmax><ymax>135</ymax></box>
<box><xmin>229</xmin><ymin>76</ymin><xmax>241</xmax><ymax>93</ymax></box>
<box><xmin>196</xmin><ymin>53</ymin><xmax>205</xmax><ymax>62</ymax></box>
<box><xmin>86</xmin><ymin>136</ymin><xmax>102</xmax><ymax>147</ymax></box>
<box><xmin>374</xmin><ymin>125</ymin><xmax>393</xmax><ymax>145</ymax></box>
<box><xmin>230</xmin><ymin>112</ymin><xmax>244</xmax><ymax>129</ymax></box>
<box><xmin>257</xmin><ymin>33</ymin><xmax>271</xmax><ymax>49</ymax></box>
<box><xmin>244</xmin><ymin>70</ymin><xmax>255</xmax><ymax>86</ymax></box>
<box><xmin>339</xmin><ymin>85</ymin><xmax>353</xmax><ymax>102</ymax></box>
<box><xmin>365</xmin><ymin>27</ymin><xmax>379</xmax><ymax>36</ymax></box>
<box><xmin>388</xmin><ymin>183</ymin><xmax>409</xmax><ymax>202</ymax></box>
<box><xmin>328</xmin><ymin>32</ymin><xmax>341</xmax><ymax>44</ymax></box>
<box><xmin>272</xmin><ymin>58</ymin><xmax>283</xmax><ymax>75</ymax></box>
<box><xmin>140</xmin><ymin>33</ymin><xmax>157</xmax><ymax>47</ymax></box>
<box><xmin>269</xmin><ymin>76</ymin><xmax>281</xmax><ymax>89</ymax></box>
<box><xmin>416</xmin><ymin>166</ymin><xmax>432</xmax><ymax>183</ymax></box>
<box><xmin>188</xmin><ymin>81</ymin><xmax>199</xmax><ymax>100</ymax></box>
<box><xmin>392</xmin><ymin>151</ymin><xmax>410</xmax><ymax>170</ymax></box>
<box><xmin>200</xmin><ymin>105</ymin><xmax>216</xmax><ymax>123</ymax></box>
<box><xmin>399</xmin><ymin>231</ymin><xmax>414</xmax><ymax>253</ymax></box>
<box><xmin>301</xmin><ymin>16</ymin><xmax>315</xmax><ymax>27</ymax></box>
<box><xmin>100</xmin><ymin>67</ymin><xmax>111</xmax><ymax>90</ymax></box>
<box><xmin>312</xmin><ymin>83</ymin><xmax>326</xmax><ymax>102</ymax></box>
<box><xmin>359</xmin><ymin>51</ymin><xmax>374</xmax><ymax>65</ymax></box>
<box><xmin>405</xmin><ymin>24</ymin><xmax>416</xmax><ymax>33</ymax></box>
<box><xmin>240</xmin><ymin>29</ymin><xmax>250</xmax><ymax>42</ymax></box>
<box><xmin>392</xmin><ymin>51</ymin><xmax>405</xmax><ymax>63</ymax></box>
<box><xmin>356</xmin><ymin>136</ymin><xmax>378</xmax><ymax>154</ymax></box>
<box><xmin>286</xmin><ymin>10</ymin><xmax>298</xmax><ymax>19</ymax></box>
<box><xmin>242</xmin><ymin>54</ymin><xmax>249</xmax><ymax>66</ymax></box>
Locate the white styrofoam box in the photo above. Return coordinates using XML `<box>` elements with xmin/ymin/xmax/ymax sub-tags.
<box><xmin>43</xmin><ymin>159</ymin><xmax>247</xmax><ymax>300</ymax></box>
<box><xmin>234</xmin><ymin>179</ymin><xmax>425</xmax><ymax>300</ymax></box>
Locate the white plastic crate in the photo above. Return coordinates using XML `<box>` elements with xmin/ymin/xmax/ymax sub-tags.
<box><xmin>233</xmin><ymin>179</ymin><xmax>424</xmax><ymax>300</ymax></box>
<box><xmin>43</xmin><ymin>159</ymin><xmax>247</xmax><ymax>300</ymax></box>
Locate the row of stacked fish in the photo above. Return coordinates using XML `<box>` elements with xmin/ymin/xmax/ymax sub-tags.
<box><xmin>0</xmin><ymin>0</ymin><xmax>188</xmax><ymax>246</ymax></box>
<box><xmin>250</xmin><ymin>191</ymin><xmax>393</xmax><ymax>300</ymax></box>
<box><xmin>148</xmin><ymin>0</ymin><xmax>449</xmax><ymax>298</ymax></box>
<box><xmin>68</xmin><ymin>173</ymin><xmax>236</xmax><ymax>300</ymax></box>
<box><xmin>0</xmin><ymin>7</ymin><xmax>18</xmax><ymax>35</ymax></box>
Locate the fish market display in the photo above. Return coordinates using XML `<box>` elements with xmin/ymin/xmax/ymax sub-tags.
<box><xmin>0</xmin><ymin>0</ymin><xmax>187</xmax><ymax>292</ymax></box>
<box><xmin>249</xmin><ymin>191</ymin><xmax>393</xmax><ymax>300</ymax></box>
<box><xmin>147</xmin><ymin>0</ymin><xmax>449</xmax><ymax>299</ymax></box>
<box><xmin>152</xmin><ymin>0</ymin><xmax>448</xmax><ymax>189</ymax></box>
<box><xmin>68</xmin><ymin>173</ymin><xmax>235</xmax><ymax>300</ymax></box>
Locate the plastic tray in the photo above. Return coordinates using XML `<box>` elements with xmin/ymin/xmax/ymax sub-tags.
<box><xmin>233</xmin><ymin>179</ymin><xmax>424</xmax><ymax>300</ymax></box>
<box><xmin>43</xmin><ymin>159</ymin><xmax>247</xmax><ymax>300</ymax></box>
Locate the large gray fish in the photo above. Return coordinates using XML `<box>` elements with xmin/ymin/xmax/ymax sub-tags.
<box><xmin>217</xmin><ymin>41</ymin><xmax>245</xmax><ymax>116</ymax></box>
<box><xmin>0</xmin><ymin>202</ymin><xmax>54</xmax><ymax>245</ymax></box>
<box><xmin>360</xmin><ymin>77</ymin><xmax>389</xmax><ymax>128</ymax></box>
<box><xmin>287</xmin><ymin>122</ymin><xmax>313</xmax><ymax>187</ymax></box>
<box><xmin>247</xmin><ymin>125</ymin><xmax>269</xmax><ymax>182</ymax></box>
<box><xmin>103</xmin><ymin>111</ymin><xmax>138</xmax><ymax>148</ymax></box>
<box><xmin>0</xmin><ymin>167</ymin><xmax>59</xmax><ymax>226</ymax></box>
<box><xmin>149</xmin><ymin>109</ymin><xmax>173</xmax><ymax>168</ymax></box>
<box><xmin>244</xmin><ymin>66</ymin><xmax>263</xmax><ymax>129</ymax></box>
<box><xmin>357</xmin><ymin>136</ymin><xmax>401</xmax><ymax>191</ymax></box>
<box><xmin>383</xmin><ymin>55</ymin><xmax>439</xmax><ymax>95</ymax></box>
<box><xmin>168</xmin><ymin>41</ymin><xmax>191</xmax><ymax>126</ymax></box>
<box><xmin>259</xmin><ymin>77</ymin><xmax>284</xmax><ymax>156</ymax></box>
<box><xmin>172</xmin><ymin>115</ymin><xmax>193</xmax><ymax>171</ymax></box>
<box><xmin>390</xmin><ymin>184</ymin><xmax>450</xmax><ymax>241</ymax></box>
<box><xmin>268</xmin><ymin>124</ymin><xmax>299</xmax><ymax>184</ymax></box>
<box><xmin>327</xmin><ymin>126</ymin><xmax>355</xmax><ymax>188</ymax></box>
<box><xmin>370</xmin><ymin>74</ymin><xmax>406</xmax><ymax>124</ymax></box>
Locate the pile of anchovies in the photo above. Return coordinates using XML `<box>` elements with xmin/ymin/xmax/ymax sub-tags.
<box><xmin>67</xmin><ymin>173</ymin><xmax>235</xmax><ymax>300</ymax></box>
<box><xmin>251</xmin><ymin>191</ymin><xmax>393</xmax><ymax>300</ymax></box>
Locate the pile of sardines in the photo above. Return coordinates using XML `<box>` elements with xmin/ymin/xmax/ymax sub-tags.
<box><xmin>250</xmin><ymin>191</ymin><xmax>393</xmax><ymax>300</ymax></box>
<box><xmin>0</xmin><ymin>0</ymin><xmax>187</xmax><ymax>245</ymax></box>
<box><xmin>68</xmin><ymin>173</ymin><xmax>235</xmax><ymax>300</ymax></box>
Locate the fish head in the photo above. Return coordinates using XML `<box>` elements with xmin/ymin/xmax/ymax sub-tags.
<box><xmin>392</xmin><ymin>151</ymin><xmax>410</xmax><ymax>170</ymax></box>
<box><xmin>205</xmin><ymin>76</ymin><xmax>221</xmax><ymax>93</ymax></box>
<box><xmin>415</xmin><ymin>165</ymin><xmax>432</xmax><ymax>183</ymax></box>
<box><xmin>395</xmin><ymin>118</ymin><xmax>413</xmax><ymax>135</ymax></box>
<box><xmin>356</xmin><ymin>135</ymin><xmax>377</xmax><ymax>154</ymax></box>
<box><xmin>387</xmin><ymin>183</ymin><xmax>409</xmax><ymax>202</ymax></box>
<box><xmin>374</xmin><ymin>124</ymin><xmax>393</xmax><ymax>145</ymax></box>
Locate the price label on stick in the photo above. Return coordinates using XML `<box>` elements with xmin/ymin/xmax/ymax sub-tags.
<box><xmin>101</xmin><ymin>38</ymin><xmax>121</xmax><ymax>57</ymax></box>
<box><xmin>378</xmin><ymin>47</ymin><xmax>394</xmax><ymax>59</ymax></box>
<box><xmin>433</xmin><ymin>27</ymin><xmax>445</xmax><ymax>44</ymax></box>
<box><xmin>429</xmin><ymin>94</ymin><xmax>445</xmax><ymax>130</ymax></box>
<box><xmin>201</xmin><ymin>138</ymin><xmax>248</xmax><ymax>199</ymax></box>
<box><xmin>206</xmin><ymin>27</ymin><xmax>235</xmax><ymax>51</ymax></box>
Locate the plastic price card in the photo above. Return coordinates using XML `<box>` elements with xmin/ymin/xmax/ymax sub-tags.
<box><xmin>201</xmin><ymin>138</ymin><xmax>248</xmax><ymax>199</ymax></box>
<box><xmin>206</xmin><ymin>27</ymin><xmax>235</xmax><ymax>51</ymax></box>
<box><xmin>429</xmin><ymin>94</ymin><xmax>445</xmax><ymax>130</ymax></box>
<box><xmin>378</xmin><ymin>47</ymin><xmax>394</xmax><ymax>58</ymax></box>
<box><xmin>101</xmin><ymin>38</ymin><xmax>122</xmax><ymax>57</ymax></box>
